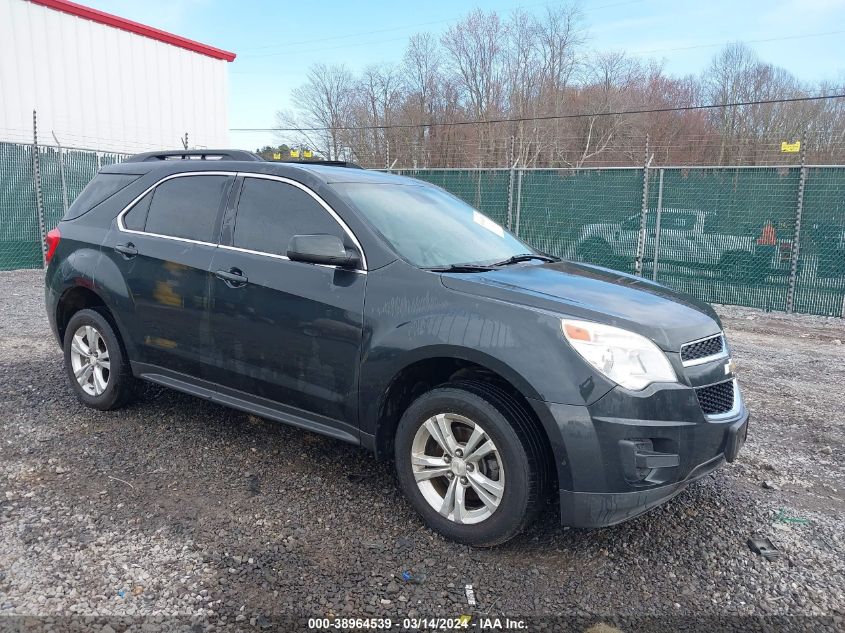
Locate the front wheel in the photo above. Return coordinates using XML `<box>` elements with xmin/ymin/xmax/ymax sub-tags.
<box><xmin>394</xmin><ymin>382</ymin><xmax>548</xmax><ymax>547</ymax></box>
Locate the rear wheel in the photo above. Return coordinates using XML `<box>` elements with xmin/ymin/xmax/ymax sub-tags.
<box><xmin>63</xmin><ymin>308</ymin><xmax>136</xmax><ymax>410</ymax></box>
<box><xmin>394</xmin><ymin>381</ymin><xmax>548</xmax><ymax>547</ymax></box>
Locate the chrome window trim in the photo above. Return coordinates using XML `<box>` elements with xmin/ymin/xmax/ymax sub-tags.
<box><xmin>116</xmin><ymin>170</ymin><xmax>368</xmax><ymax>272</ymax></box>
<box><xmin>700</xmin><ymin>378</ymin><xmax>742</xmax><ymax>421</ymax></box>
<box><xmin>218</xmin><ymin>243</ymin><xmax>290</xmax><ymax>261</ymax></box>
<box><xmin>217</xmin><ymin>243</ymin><xmax>364</xmax><ymax>274</ymax></box>
<box><xmin>680</xmin><ymin>333</ymin><xmax>728</xmax><ymax>367</ymax></box>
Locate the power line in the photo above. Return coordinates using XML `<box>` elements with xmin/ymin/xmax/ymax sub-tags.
<box><xmin>230</xmin><ymin>93</ymin><xmax>845</xmax><ymax>133</ymax></box>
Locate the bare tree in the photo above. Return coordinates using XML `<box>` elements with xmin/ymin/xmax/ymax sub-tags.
<box><xmin>403</xmin><ymin>33</ymin><xmax>443</xmax><ymax>167</ymax></box>
<box><xmin>283</xmin><ymin>63</ymin><xmax>355</xmax><ymax>160</ymax></box>
<box><xmin>276</xmin><ymin>10</ymin><xmax>844</xmax><ymax>168</ymax></box>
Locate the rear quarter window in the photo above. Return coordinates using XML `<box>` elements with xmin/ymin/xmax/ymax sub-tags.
<box><xmin>63</xmin><ymin>173</ymin><xmax>140</xmax><ymax>220</ymax></box>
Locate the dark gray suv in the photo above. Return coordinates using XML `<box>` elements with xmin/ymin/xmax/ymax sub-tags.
<box><xmin>45</xmin><ymin>150</ymin><xmax>748</xmax><ymax>546</ymax></box>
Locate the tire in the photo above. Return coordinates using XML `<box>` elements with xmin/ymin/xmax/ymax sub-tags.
<box><xmin>394</xmin><ymin>380</ymin><xmax>549</xmax><ymax>547</ymax></box>
<box><xmin>63</xmin><ymin>308</ymin><xmax>136</xmax><ymax>410</ymax></box>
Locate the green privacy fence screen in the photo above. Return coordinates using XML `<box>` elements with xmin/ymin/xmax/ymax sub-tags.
<box><xmin>395</xmin><ymin>166</ymin><xmax>845</xmax><ymax>317</ymax></box>
<box><xmin>0</xmin><ymin>143</ymin><xmax>40</xmax><ymax>270</ymax></box>
<box><xmin>0</xmin><ymin>142</ymin><xmax>128</xmax><ymax>271</ymax></box>
<box><xmin>1</xmin><ymin>140</ymin><xmax>843</xmax><ymax>316</ymax></box>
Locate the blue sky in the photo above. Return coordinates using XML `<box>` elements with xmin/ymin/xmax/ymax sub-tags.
<box><xmin>83</xmin><ymin>0</ymin><xmax>845</xmax><ymax>151</ymax></box>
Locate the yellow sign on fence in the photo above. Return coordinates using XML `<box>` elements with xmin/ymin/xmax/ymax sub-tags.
<box><xmin>303</xmin><ymin>149</ymin><xmax>313</xmax><ymax>158</ymax></box>
<box><xmin>290</xmin><ymin>149</ymin><xmax>300</xmax><ymax>158</ymax></box>
<box><xmin>781</xmin><ymin>141</ymin><xmax>801</xmax><ymax>153</ymax></box>
<box><xmin>272</xmin><ymin>152</ymin><xmax>282</xmax><ymax>160</ymax></box>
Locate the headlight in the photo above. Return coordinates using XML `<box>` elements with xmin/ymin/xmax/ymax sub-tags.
<box><xmin>561</xmin><ymin>319</ymin><xmax>677</xmax><ymax>391</ymax></box>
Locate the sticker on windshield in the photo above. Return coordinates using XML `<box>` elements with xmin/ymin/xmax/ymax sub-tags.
<box><xmin>473</xmin><ymin>211</ymin><xmax>504</xmax><ymax>238</ymax></box>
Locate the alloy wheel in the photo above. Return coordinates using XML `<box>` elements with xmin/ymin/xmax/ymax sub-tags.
<box><xmin>69</xmin><ymin>325</ymin><xmax>110</xmax><ymax>396</ymax></box>
<box><xmin>411</xmin><ymin>413</ymin><xmax>505</xmax><ymax>525</ymax></box>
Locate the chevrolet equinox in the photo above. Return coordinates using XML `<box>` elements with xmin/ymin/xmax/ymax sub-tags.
<box><xmin>45</xmin><ymin>150</ymin><xmax>749</xmax><ymax>546</ymax></box>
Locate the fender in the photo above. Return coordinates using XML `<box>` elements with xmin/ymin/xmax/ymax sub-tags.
<box><xmin>47</xmin><ymin>242</ymin><xmax>137</xmax><ymax>359</ymax></box>
<box><xmin>360</xmin><ymin>341</ymin><xmax>578</xmax><ymax>490</ymax></box>
<box><xmin>46</xmin><ymin>245</ymin><xmax>101</xmax><ymax>344</ymax></box>
<box><xmin>361</xmin><ymin>340</ymin><xmax>541</xmax><ymax>437</ymax></box>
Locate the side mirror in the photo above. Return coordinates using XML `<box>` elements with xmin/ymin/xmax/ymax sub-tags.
<box><xmin>287</xmin><ymin>234</ymin><xmax>361</xmax><ymax>269</ymax></box>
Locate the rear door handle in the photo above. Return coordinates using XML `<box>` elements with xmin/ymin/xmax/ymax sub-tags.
<box><xmin>215</xmin><ymin>268</ymin><xmax>248</xmax><ymax>287</ymax></box>
<box><xmin>115</xmin><ymin>242</ymin><xmax>137</xmax><ymax>258</ymax></box>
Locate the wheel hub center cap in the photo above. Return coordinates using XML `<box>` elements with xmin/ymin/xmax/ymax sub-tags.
<box><xmin>450</xmin><ymin>457</ymin><xmax>467</xmax><ymax>477</ymax></box>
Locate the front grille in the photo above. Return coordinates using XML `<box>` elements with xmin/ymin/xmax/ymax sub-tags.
<box><xmin>681</xmin><ymin>334</ymin><xmax>724</xmax><ymax>363</ymax></box>
<box><xmin>696</xmin><ymin>380</ymin><xmax>735</xmax><ymax>415</ymax></box>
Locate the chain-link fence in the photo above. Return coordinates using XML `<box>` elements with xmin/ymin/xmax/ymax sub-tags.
<box><xmin>1</xmin><ymin>140</ymin><xmax>843</xmax><ymax>316</ymax></box>
<box><xmin>394</xmin><ymin>165</ymin><xmax>845</xmax><ymax>317</ymax></box>
<box><xmin>0</xmin><ymin>142</ymin><xmax>128</xmax><ymax>271</ymax></box>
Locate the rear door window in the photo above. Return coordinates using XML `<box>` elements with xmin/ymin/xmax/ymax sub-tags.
<box><xmin>143</xmin><ymin>175</ymin><xmax>231</xmax><ymax>243</ymax></box>
<box><xmin>233</xmin><ymin>178</ymin><xmax>345</xmax><ymax>257</ymax></box>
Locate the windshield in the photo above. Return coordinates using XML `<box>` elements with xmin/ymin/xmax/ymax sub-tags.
<box><xmin>334</xmin><ymin>183</ymin><xmax>535</xmax><ymax>268</ymax></box>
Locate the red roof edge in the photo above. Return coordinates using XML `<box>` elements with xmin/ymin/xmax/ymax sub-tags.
<box><xmin>28</xmin><ymin>0</ymin><xmax>236</xmax><ymax>62</ymax></box>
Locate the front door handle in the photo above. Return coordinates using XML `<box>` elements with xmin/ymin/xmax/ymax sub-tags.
<box><xmin>115</xmin><ymin>242</ymin><xmax>137</xmax><ymax>258</ymax></box>
<box><xmin>215</xmin><ymin>268</ymin><xmax>248</xmax><ymax>287</ymax></box>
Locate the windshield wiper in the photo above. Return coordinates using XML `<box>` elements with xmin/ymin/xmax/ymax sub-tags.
<box><xmin>426</xmin><ymin>263</ymin><xmax>496</xmax><ymax>273</ymax></box>
<box><xmin>492</xmin><ymin>253</ymin><xmax>559</xmax><ymax>267</ymax></box>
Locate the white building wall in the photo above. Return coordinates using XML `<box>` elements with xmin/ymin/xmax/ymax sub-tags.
<box><xmin>0</xmin><ymin>0</ymin><xmax>229</xmax><ymax>154</ymax></box>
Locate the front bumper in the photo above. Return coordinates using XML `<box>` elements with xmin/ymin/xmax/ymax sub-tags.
<box><xmin>529</xmin><ymin>383</ymin><xmax>749</xmax><ymax>529</ymax></box>
<box><xmin>560</xmin><ymin>415</ymin><xmax>747</xmax><ymax>527</ymax></box>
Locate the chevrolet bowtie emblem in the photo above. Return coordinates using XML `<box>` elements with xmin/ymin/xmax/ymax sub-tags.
<box><xmin>725</xmin><ymin>359</ymin><xmax>736</xmax><ymax>375</ymax></box>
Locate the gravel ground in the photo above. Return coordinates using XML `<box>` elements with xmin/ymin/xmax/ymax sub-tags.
<box><xmin>0</xmin><ymin>268</ymin><xmax>843</xmax><ymax>629</ymax></box>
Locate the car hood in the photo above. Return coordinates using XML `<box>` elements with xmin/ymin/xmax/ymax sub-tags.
<box><xmin>439</xmin><ymin>261</ymin><xmax>721</xmax><ymax>352</ymax></box>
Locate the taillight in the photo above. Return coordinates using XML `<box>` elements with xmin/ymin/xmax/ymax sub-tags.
<box><xmin>45</xmin><ymin>227</ymin><xmax>61</xmax><ymax>263</ymax></box>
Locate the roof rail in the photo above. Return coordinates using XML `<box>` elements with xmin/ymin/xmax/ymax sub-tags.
<box><xmin>276</xmin><ymin>159</ymin><xmax>363</xmax><ymax>169</ymax></box>
<box><xmin>125</xmin><ymin>149</ymin><xmax>264</xmax><ymax>163</ymax></box>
